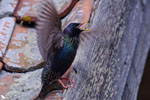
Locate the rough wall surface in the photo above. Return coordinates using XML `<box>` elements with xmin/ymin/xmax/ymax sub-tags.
<box><xmin>64</xmin><ymin>0</ymin><xmax>150</xmax><ymax>100</ymax></box>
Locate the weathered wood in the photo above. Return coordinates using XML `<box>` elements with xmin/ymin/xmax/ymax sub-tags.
<box><xmin>122</xmin><ymin>1</ymin><xmax>150</xmax><ymax>99</ymax></box>
<box><xmin>63</xmin><ymin>0</ymin><xmax>150</xmax><ymax>100</ymax></box>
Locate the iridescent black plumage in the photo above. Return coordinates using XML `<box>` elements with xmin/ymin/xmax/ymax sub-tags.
<box><xmin>35</xmin><ymin>0</ymin><xmax>90</xmax><ymax>99</ymax></box>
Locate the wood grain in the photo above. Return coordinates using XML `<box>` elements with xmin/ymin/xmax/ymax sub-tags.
<box><xmin>63</xmin><ymin>0</ymin><xmax>150</xmax><ymax>100</ymax></box>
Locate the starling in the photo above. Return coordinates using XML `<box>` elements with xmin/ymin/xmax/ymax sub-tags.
<box><xmin>35</xmin><ymin>0</ymin><xmax>90</xmax><ymax>99</ymax></box>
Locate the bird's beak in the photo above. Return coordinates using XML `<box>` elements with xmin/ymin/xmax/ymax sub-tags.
<box><xmin>78</xmin><ymin>20</ymin><xmax>90</xmax><ymax>31</ymax></box>
<box><xmin>80</xmin><ymin>20</ymin><xmax>88</xmax><ymax>26</ymax></box>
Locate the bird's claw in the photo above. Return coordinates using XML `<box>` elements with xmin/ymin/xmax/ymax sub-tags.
<box><xmin>58</xmin><ymin>78</ymin><xmax>75</xmax><ymax>89</ymax></box>
<box><xmin>68</xmin><ymin>78</ymin><xmax>75</xmax><ymax>88</ymax></box>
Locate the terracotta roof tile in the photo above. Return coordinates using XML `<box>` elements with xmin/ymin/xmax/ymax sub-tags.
<box><xmin>62</xmin><ymin>0</ymin><xmax>93</xmax><ymax>29</ymax></box>
<box><xmin>0</xmin><ymin>0</ymin><xmax>18</xmax><ymax>17</ymax></box>
<box><xmin>0</xmin><ymin>17</ymin><xmax>16</xmax><ymax>58</ymax></box>
<box><xmin>3</xmin><ymin>24</ymin><xmax>43</xmax><ymax>72</ymax></box>
<box><xmin>13</xmin><ymin>0</ymin><xmax>42</xmax><ymax>22</ymax></box>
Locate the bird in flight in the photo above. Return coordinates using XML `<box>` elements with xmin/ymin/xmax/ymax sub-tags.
<box><xmin>35</xmin><ymin>0</ymin><xmax>91</xmax><ymax>99</ymax></box>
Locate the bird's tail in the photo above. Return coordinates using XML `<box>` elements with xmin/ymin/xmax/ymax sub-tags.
<box><xmin>34</xmin><ymin>80</ymin><xmax>63</xmax><ymax>100</ymax></box>
<box><xmin>34</xmin><ymin>85</ymin><xmax>54</xmax><ymax>100</ymax></box>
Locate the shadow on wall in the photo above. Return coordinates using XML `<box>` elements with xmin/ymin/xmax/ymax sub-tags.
<box><xmin>138</xmin><ymin>50</ymin><xmax>150</xmax><ymax>100</ymax></box>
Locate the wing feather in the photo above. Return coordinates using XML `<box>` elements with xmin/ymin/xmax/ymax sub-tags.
<box><xmin>36</xmin><ymin>0</ymin><xmax>64</xmax><ymax>61</ymax></box>
<box><xmin>80</xmin><ymin>31</ymin><xmax>93</xmax><ymax>43</ymax></box>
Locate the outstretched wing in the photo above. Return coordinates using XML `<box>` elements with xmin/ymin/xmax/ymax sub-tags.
<box><xmin>36</xmin><ymin>0</ymin><xmax>64</xmax><ymax>61</ymax></box>
<box><xmin>80</xmin><ymin>30</ymin><xmax>94</xmax><ymax>44</ymax></box>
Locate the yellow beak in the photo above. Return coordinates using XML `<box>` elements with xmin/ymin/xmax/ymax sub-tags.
<box><xmin>82</xmin><ymin>29</ymin><xmax>90</xmax><ymax>31</ymax></box>
<box><xmin>80</xmin><ymin>20</ymin><xmax>89</xmax><ymax>25</ymax></box>
<box><xmin>79</xmin><ymin>20</ymin><xmax>90</xmax><ymax>31</ymax></box>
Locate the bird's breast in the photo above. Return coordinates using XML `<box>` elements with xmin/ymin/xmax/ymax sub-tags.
<box><xmin>51</xmin><ymin>43</ymin><xmax>78</xmax><ymax>76</ymax></box>
<box><xmin>57</xmin><ymin>45</ymin><xmax>77</xmax><ymax>64</ymax></box>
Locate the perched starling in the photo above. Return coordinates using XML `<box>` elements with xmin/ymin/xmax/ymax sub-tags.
<box><xmin>35</xmin><ymin>0</ymin><xmax>90</xmax><ymax>99</ymax></box>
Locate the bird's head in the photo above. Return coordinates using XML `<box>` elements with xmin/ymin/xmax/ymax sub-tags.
<box><xmin>63</xmin><ymin>21</ymin><xmax>89</xmax><ymax>37</ymax></box>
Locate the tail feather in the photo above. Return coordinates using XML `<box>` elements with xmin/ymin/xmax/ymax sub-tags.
<box><xmin>34</xmin><ymin>80</ymin><xmax>63</xmax><ymax>100</ymax></box>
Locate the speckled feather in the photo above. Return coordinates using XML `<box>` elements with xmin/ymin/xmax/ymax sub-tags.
<box><xmin>35</xmin><ymin>0</ymin><xmax>90</xmax><ymax>99</ymax></box>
